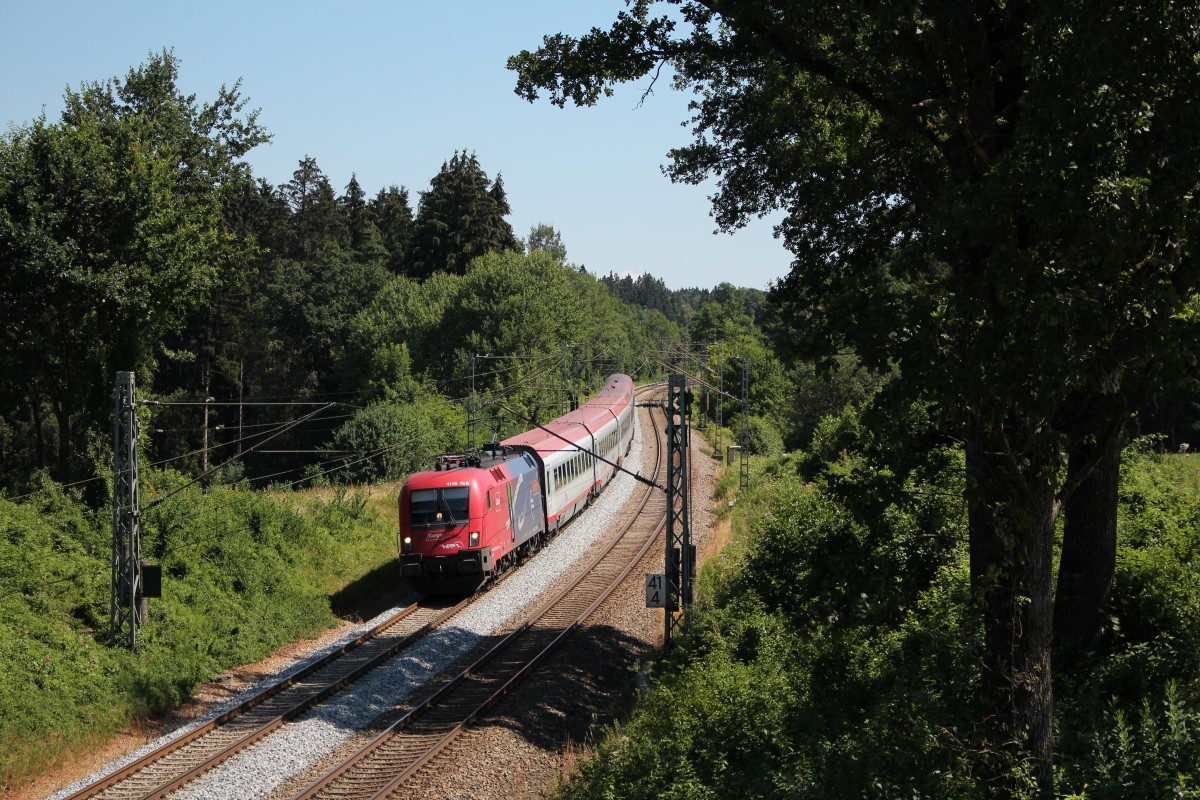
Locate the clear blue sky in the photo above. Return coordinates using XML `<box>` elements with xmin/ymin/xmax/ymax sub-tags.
<box><xmin>0</xmin><ymin>1</ymin><xmax>792</xmax><ymax>291</ymax></box>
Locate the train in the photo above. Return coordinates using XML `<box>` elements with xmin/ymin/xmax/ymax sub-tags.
<box><xmin>398</xmin><ymin>374</ymin><xmax>636</xmax><ymax>593</ymax></box>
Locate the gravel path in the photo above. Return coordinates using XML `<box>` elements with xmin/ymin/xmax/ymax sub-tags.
<box><xmin>47</xmin><ymin>410</ymin><xmax>652</xmax><ymax>800</ymax></box>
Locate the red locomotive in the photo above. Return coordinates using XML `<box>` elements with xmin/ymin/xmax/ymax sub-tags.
<box><xmin>398</xmin><ymin>374</ymin><xmax>635</xmax><ymax>593</ymax></box>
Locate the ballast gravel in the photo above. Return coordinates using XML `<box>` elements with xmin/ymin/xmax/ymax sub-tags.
<box><xmin>49</xmin><ymin>414</ymin><xmax>644</xmax><ymax>800</ymax></box>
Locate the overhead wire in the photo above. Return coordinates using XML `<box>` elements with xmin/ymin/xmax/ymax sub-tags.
<box><xmin>143</xmin><ymin>403</ymin><xmax>337</xmax><ymax>511</ymax></box>
<box><xmin>2</xmin><ymin>347</ymin><xmax>690</xmax><ymax>601</ymax></box>
<box><xmin>1</xmin><ymin>424</ymin><xmax>427</xmax><ymax>601</ymax></box>
<box><xmin>153</xmin><ymin>434</ymin><xmax>425</xmax><ymax>562</ymax></box>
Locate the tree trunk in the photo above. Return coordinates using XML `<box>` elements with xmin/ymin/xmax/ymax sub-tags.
<box><xmin>967</xmin><ymin>424</ymin><xmax>1057</xmax><ymax>799</ymax></box>
<box><xmin>30</xmin><ymin>396</ymin><xmax>47</xmax><ymax>470</ymax></box>
<box><xmin>53</xmin><ymin>398</ymin><xmax>72</xmax><ymax>484</ymax></box>
<box><xmin>1054</xmin><ymin>423</ymin><xmax>1123</xmax><ymax>670</ymax></box>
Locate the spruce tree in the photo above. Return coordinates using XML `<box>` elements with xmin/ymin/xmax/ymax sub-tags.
<box><xmin>369</xmin><ymin>185</ymin><xmax>415</xmax><ymax>275</ymax></box>
<box><xmin>282</xmin><ymin>156</ymin><xmax>348</xmax><ymax>259</ymax></box>
<box><xmin>410</xmin><ymin>151</ymin><xmax>519</xmax><ymax>278</ymax></box>
<box><xmin>340</xmin><ymin>174</ymin><xmax>388</xmax><ymax>264</ymax></box>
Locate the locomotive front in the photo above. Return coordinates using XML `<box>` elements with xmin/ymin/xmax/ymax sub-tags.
<box><xmin>397</xmin><ymin>449</ymin><xmax>545</xmax><ymax>593</ymax></box>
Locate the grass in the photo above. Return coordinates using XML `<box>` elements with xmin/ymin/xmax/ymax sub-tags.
<box><xmin>0</xmin><ymin>475</ymin><xmax>405</xmax><ymax>793</ymax></box>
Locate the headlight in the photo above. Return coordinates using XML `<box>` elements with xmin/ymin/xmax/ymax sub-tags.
<box><xmin>402</xmin><ymin>536</ymin><xmax>413</xmax><ymax>553</ymax></box>
<box><xmin>469</xmin><ymin>531</ymin><xmax>480</xmax><ymax>547</ymax></box>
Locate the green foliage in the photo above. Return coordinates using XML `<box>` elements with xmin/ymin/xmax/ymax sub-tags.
<box><xmin>515</xmin><ymin>7</ymin><xmax>1200</xmax><ymax>785</ymax></box>
<box><xmin>558</xmin><ymin>409</ymin><xmax>1200</xmax><ymax>799</ymax></box>
<box><xmin>0</xmin><ymin>50</ymin><xmax>267</xmax><ymax>483</ymax></box>
<box><xmin>1060</xmin><ymin>681</ymin><xmax>1200</xmax><ymax>800</ymax></box>
<box><xmin>369</xmin><ymin>184</ymin><xmax>415</xmax><ymax>275</ymax></box>
<box><xmin>1051</xmin><ymin>451</ymin><xmax>1200</xmax><ymax>797</ymax></box>
<box><xmin>600</xmin><ymin>271</ymin><xmax>687</xmax><ymax>325</ymax></box>
<box><xmin>691</xmin><ymin>295</ymin><xmax>796</xmax><ymax>445</ymax></box>
<box><xmin>0</xmin><ymin>50</ymin><xmax>696</xmax><ymax>497</ymax></box>
<box><xmin>558</xmin><ymin>402</ymin><xmax>978</xmax><ymax>798</ymax></box>
<box><xmin>410</xmin><ymin>150</ymin><xmax>520</xmax><ymax>278</ymax></box>
<box><xmin>346</xmin><ymin>250</ymin><xmax>669</xmax><ymax>438</ymax></box>
<box><xmin>0</xmin><ymin>472</ymin><xmax>396</xmax><ymax>790</ymax></box>
<box><xmin>728</xmin><ymin>414</ymin><xmax>783</xmax><ymax>456</ymax></box>
<box><xmin>563</xmin><ymin>596</ymin><xmax>803</xmax><ymax>800</ymax></box>
<box><xmin>331</xmin><ymin>395</ymin><xmax>465</xmax><ymax>483</ymax></box>
<box><xmin>365</xmin><ymin>342</ymin><xmax>420</xmax><ymax>404</ymax></box>
<box><xmin>524</xmin><ymin>222</ymin><xmax>569</xmax><ymax>264</ymax></box>
<box><xmin>1059</xmin><ymin>683</ymin><xmax>1200</xmax><ymax>799</ymax></box>
<box><xmin>785</xmin><ymin>356</ymin><xmax>890</xmax><ymax>450</ymax></box>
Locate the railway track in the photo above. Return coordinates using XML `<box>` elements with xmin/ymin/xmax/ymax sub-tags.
<box><xmin>288</xmin><ymin>390</ymin><xmax>668</xmax><ymax>800</ymax></box>
<box><xmin>58</xmin><ymin>383</ymin><xmax>667</xmax><ymax>800</ymax></box>
<box><xmin>61</xmin><ymin>598</ymin><xmax>473</xmax><ymax>800</ymax></box>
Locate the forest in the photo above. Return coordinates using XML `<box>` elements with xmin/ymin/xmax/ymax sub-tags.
<box><xmin>7</xmin><ymin>0</ymin><xmax>1200</xmax><ymax>796</ymax></box>
<box><xmin>0</xmin><ymin>51</ymin><xmax>828</xmax><ymax>792</ymax></box>
<box><xmin>0</xmin><ymin>53</ymin><xmax>803</xmax><ymax>501</ymax></box>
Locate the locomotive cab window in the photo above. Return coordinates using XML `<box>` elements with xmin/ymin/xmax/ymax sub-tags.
<box><xmin>410</xmin><ymin>487</ymin><xmax>470</xmax><ymax>527</ymax></box>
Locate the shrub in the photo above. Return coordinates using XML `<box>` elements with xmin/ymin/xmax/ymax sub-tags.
<box><xmin>0</xmin><ymin>469</ymin><xmax>398</xmax><ymax>791</ymax></box>
<box><xmin>1059</xmin><ymin>683</ymin><xmax>1200</xmax><ymax>799</ymax></box>
<box><xmin>330</xmin><ymin>394</ymin><xmax>465</xmax><ymax>483</ymax></box>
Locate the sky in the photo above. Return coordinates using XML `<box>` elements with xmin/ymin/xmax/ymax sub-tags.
<box><xmin>0</xmin><ymin>1</ymin><xmax>793</xmax><ymax>291</ymax></box>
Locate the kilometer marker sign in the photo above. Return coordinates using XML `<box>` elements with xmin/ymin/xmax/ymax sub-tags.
<box><xmin>645</xmin><ymin>574</ymin><xmax>666</xmax><ymax>608</ymax></box>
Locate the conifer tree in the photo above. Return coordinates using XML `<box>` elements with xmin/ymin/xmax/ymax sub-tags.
<box><xmin>369</xmin><ymin>185</ymin><xmax>415</xmax><ymax>275</ymax></box>
<box><xmin>410</xmin><ymin>151</ymin><xmax>519</xmax><ymax>278</ymax></box>
<box><xmin>340</xmin><ymin>174</ymin><xmax>388</xmax><ymax>264</ymax></box>
<box><xmin>282</xmin><ymin>156</ymin><xmax>348</xmax><ymax>258</ymax></box>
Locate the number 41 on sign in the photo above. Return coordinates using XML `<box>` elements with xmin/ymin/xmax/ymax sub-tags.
<box><xmin>645</xmin><ymin>574</ymin><xmax>666</xmax><ymax>608</ymax></box>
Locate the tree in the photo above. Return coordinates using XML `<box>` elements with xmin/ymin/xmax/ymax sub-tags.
<box><xmin>369</xmin><ymin>185</ymin><xmax>415</xmax><ymax>275</ymax></box>
<box><xmin>524</xmin><ymin>222</ymin><xmax>568</xmax><ymax>263</ymax></box>
<box><xmin>410</xmin><ymin>151</ymin><xmax>519</xmax><ymax>278</ymax></box>
<box><xmin>510</xmin><ymin>4</ymin><xmax>1200</xmax><ymax>795</ymax></box>
<box><xmin>339</xmin><ymin>174</ymin><xmax>388</xmax><ymax>264</ymax></box>
<box><xmin>345</xmin><ymin>252</ymin><xmax>672</xmax><ymax>439</ymax></box>
<box><xmin>282</xmin><ymin>156</ymin><xmax>348</xmax><ymax>259</ymax></box>
<box><xmin>0</xmin><ymin>50</ymin><xmax>267</xmax><ymax>484</ymax></box>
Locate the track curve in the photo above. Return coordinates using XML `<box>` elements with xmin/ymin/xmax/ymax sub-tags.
<box><xmin>289</xmin><ymin>386</ymin><xmax>668</xmax><ymax>800</ymax></box>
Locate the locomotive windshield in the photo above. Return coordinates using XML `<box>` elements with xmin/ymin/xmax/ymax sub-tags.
<box><xmin>409</xmin><ymin>487</ymin><xmax>470</xmax><ymax>527</ymax></box>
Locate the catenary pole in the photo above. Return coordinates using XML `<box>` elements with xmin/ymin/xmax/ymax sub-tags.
<box><xmin>110</xmin><ymin>371</ymin><xmax>143</xmax><ymax>650</ymax></box>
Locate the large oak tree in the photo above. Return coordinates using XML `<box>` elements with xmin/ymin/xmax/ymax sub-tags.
<box><xmin>510</xmin><ymin>2</ymin><xmax>1200</xmax><ymax>795</ymax></box>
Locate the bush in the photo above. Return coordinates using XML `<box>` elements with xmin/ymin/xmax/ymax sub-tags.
<box><xmin>561</xmin><ymin>430</ymin><xmax>978</xmax><ymax>798</ymax></box>
<box><xmin>728</xmin><ymin>414</ymin><xmax>785</xmax><ymax>456</ymax></box>
<box><xmin>1059</xmin><ymin>683</ymin><xmax>1200</xmax><ymax>799</ymax></box>
<box><xmin>559</xmin><ymin>402</ymin><xmax>1200</xmax><ymax>799</ymax></box>
<box><xmin>0</xmin><ymin>470</ymin><xmax>397</xmax><ymax>791</ymax></box>
<box><xmin>330</xmin><ymin>395</ymin><xmax>465</xmax><ymax>483</ymax></box>
<box><xmin>561</xmin><ymin>596</ymin><xmax>804</xmax><ymax>800</ymax></box>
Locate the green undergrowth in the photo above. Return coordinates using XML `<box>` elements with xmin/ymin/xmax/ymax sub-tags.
<box><xmin>557</xmin><ymin>408</ymin><xmax>1200</xmax><ymax>799</ymax></box>
<box><xmin>0</xmin><ymin>469</ymin><xmax>398</xmax><ymax>792</ymax></box>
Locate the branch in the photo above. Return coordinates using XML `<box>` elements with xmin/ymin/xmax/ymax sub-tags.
<box><xmin>691</xmin><ymin>0</ymin><xmax>945</xmax><ymax>153</ymax></box>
